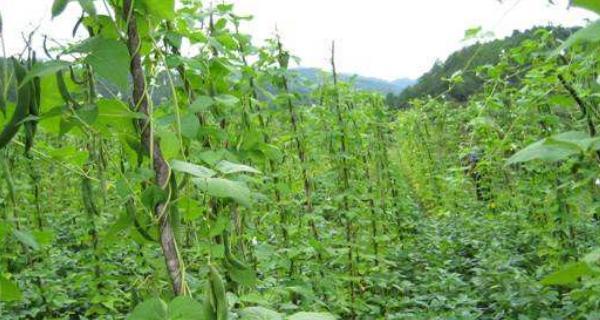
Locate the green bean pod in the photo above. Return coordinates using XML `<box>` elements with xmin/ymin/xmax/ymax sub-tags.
<box><xmin>0</xmin><ymin>59</ymin><xmax>32</xmax><ymax>150</ymax></box>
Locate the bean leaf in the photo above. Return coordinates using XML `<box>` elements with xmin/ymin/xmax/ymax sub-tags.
<box><xmin>239</xmin><ymin>307</ymin><xmax>283</xmax><ymax>320</ymax></box>
<box><xmin>193</xmin><ymin>177</ymin><xmax>253</xmax><ymax>207</ymax></box>
<box><xmin>52</xmin><ymin>0</ymin><xmax>71</xmax><ymax>18</ymax></box>
<box><xmin>571</xmin><ymin>0</ymin><xmax>600</xmax><ymax>15</ymax></box>
<box><xmin>171</xmin><ymin>160</ymin><xmax>216</xmax><ymax>179</ymax></box>
<box><xmin>0</xmin><ymin>275</ymin><xmax>22</xmax><ymax>302</ymax></box>
<box><xmin>68</xmin><ymin>37</ymin><xmax>130</xmax><ymax>91</ymax></box>
<box><xmin>216</xmin><ymin>160</ymin><xmax>261</xmax><ymax>175</ymax></box>
<box><xmin>20</xmin><ymin>60</ymin><xmax>71</xmax><ymax>87</ymax></box>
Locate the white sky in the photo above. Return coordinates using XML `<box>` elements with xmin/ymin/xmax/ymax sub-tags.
<box><xmin>0</xmin><ymin>0</ymin><xmax>596</xmax><ymax>80</ymax></box>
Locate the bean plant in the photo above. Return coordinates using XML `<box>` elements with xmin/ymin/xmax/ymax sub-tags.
<box><xmin>1</xmin><ymin>0</ymin><xmax>600</xmax><ymax>319</ymax></box>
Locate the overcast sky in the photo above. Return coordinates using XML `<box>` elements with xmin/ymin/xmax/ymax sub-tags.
<box><xmin>0</xmin><ymin>0</ymin><xmax>596</xmax><ymax>80</ymax></box>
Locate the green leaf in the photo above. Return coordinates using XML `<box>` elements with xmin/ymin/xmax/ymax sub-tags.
<box><xmin>541</xmin><ymin>262</ymin><xmax>595</xmax><ymax>285</ymax></box>
<box><xmin>179</xmin><ymin>196</ymin><xmax>203</xmax><ymax>221</ymax></box>
<box><xmin>78</xmin><ymin>0</ymin><xmax>96</xmax><ymax>15</ymax></box>
<box><xmin>209</xmin><ymin>214</ymin><xmax>230</xmax><ymax>237</ymax></box>
<box><xmin>171</xmin><ymin>160</ymin><xmax>216</xmax><ymax>179</ymax></box>
<box><xmin>507</xmin><ymin>132</ymin><xmax>584</xmax><ymax>165</ymax></box>
<box><xmin>548</xmin><ymin>131</ymin><xmax>592</xmax><ymax>150</ymax></box>
<box><xmin>12</xmin><ymin>229</ymin><xmax>40</xmax><ymax>250</ymax></box>
<box><xmin>215</xmin><ymin>160</ymin><xmax>261</xmax><ymax>175</ymax></box>
<box><xmin>571</xmin><ymin>0</ymin><xmax>600</xmax><ymax>15</ymax></box>
<box><xmin>158</xmin><ymin>129</ymin><xmax>180</xmax><ymax>160</ymax></box>
<box><xmin>128</xmin><ymin>298</ymin><xmax>168</xmax><ymax>320</ymax></box>
<box><xmin>215</xmin><ymin>94</ymin><xmax>239</xmax><ymax>107</ymax></box>
<box><xmin>76</xmin><ymin>104</ymin><xmax>99</xmax><ymax>126</ymax></box>
<box><xmin>0</xmin><ymin>275</ymin><xmax>22</xmax><ymax>302</ymax></box>
<box><xmin>140</xmin><ymin>0</ymin><xmax>175</xmax><ymax>19</ymax></box>
<box><xmin>95</xmin><ymin>99</ymin><xmax>141</xmax><ymax>136</ymax></box>
<box><xmin>32</xmin><ymin>230</ymin><xmax>56</xmax><ymax>247</ymax></box>
<box><xmin>129</xmin><ymin>297</ymin><xmax>207</xmax><ymax>320</ymax></box>
<box><xmin>192</xmin><ymin>177</ymin><xmax>252</xmax><ymax>207</ymax></box>
<box><xmin>180</xmin><ymin>114</ymin><xmax>200</xmax><ymax>139</ymax></box>
<box><xmin>583</xmin><ymin>248</ymin><xmax>600</xmax><ymax>265</ymax></box>
<box><xmin>52</xmin><ymin>0</ymin><xmax>71</xmax><ymax>18</ymax></box>
<box><xmin>239</xmin><ymin>307</ymin><xmax>283</xmax><ymax>320</ymax></box>
<box><xmin>228</xmin><ymin>265</ymin><xmax>257</xmax><ymax>287</ymax></box>
<box><xmin>167</xmin><ymin>296</ymin><xmax>207</xmax><ymax>320</ymax></box>
<box><xmin>141</xmin><ymin>184</ymin><xmax>168</xmax><ymax>210</ymax></box>
<box><xmin>69</xmin><ymin>37</ymin><xmax>130</xmax><ymax>91</ymax></box>
<box><xmin>463</xmin><ymin>26</ymin><xmax>482</xmax><ymax>40</ymax></box>
<box><xmin>556</xmin><ymin>19</ymin><xmax>600</xmax><ymax>53</ymax></box>
<box><xmin>20</xmin><ymin>60</ymin><xmax>71</xmax><ymax>87</ymax></box>
<box><xmin>189</xmin><ymin>96</ymin><xmax>215</xmax><ymax>112</ymax></box>
<box><xmin>287</xmin><ymin>312</ymin><xmax>337</xmax><ymax>320</ymax></box>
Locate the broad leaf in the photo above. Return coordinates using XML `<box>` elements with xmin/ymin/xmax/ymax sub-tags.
<box><xmin>158</xmin><ymin>129</ymin><xmax>180</xmax><ymax>159</ymax></box>
<box><xmin>167</xmin><ymin>296</ymin><xmax>207</xmax><ymax>320</ymax></box>
<box><xmin>189</xmin><ymin>96</ymin><xmax>214</xmax><ymax>112</ymax></box>
<box><xmin>0</xmin><ymin>275</ymin><xmax>22</xmax><ymax>302</ymax></box>
<box><xmin>216</xmin><ymin>160</ymin><xmax>261</xmax><ymax>175</ymax></box>
<box><xmin>78</xmin><ymin>0</ymin><xmax>96</xmax><ymax>15</ymax></box>
<box><xmin>571</xmin><ymin>0</ymin><xmax>600</xmax><ymax>15</ymax></box>
<box><xmin>180</xmin><ymin>114</ymin><xmax>200</xmax><ymax>139</ymax></box>
<box><xmin>128</xmin><ymin>298</ymin><xmax>168</xmax><ymax>320</ymax></box>
<box><xmin>228</xmin><ymin>265</ymin><xmax>258</xmax><ymax>286</ymax></box>
<box><xmin>239</xmin><ymin>307</ymin><xmax>283</xmax><ymax>320</ymax></box>
<box><xmin>141</xmin><ymin>184</ymin><xmax>168</xmax><ymax>210</ymax></box>
<box><xmin>193</xmin><ymin>177</ymin><xmax>252</xmax><ymax>207</ymax></box>
<box><xmin>20</xmin><ymin>60</ymin><xmax>71</xmax><ymax>87</ymax></box>
<box><xmin>52</xmin><ymin>0</ymin><xmax>71</xmax><ymax>17</ymax></box>
<box><xmin>507</xmin><ymin>132</ymin><xmax>586</xmax><ymax>164</ymax></box>
<box><xmin>556</xmin><ymin>19</ymin><xmax>600</xmax><ymax>53</ymax></box>
<box><xmin>69</xmin><ymin>37</ymin><xmax>130</xmax><ymax>91</ymax></box>
<box><xmin>171</xmin><ymin>160</ymin><xmax>216</xmax><ymax>179</ymax></box>
<box><xmin>215</xmin><ymin>94</ymin><xmax>239</xmax><ymax>107</ymax></box>
<box><xmin>12</xmin><ymin>229</ymin><xmax>40</xmax><ymax>250</ymax></box>
<box><xmin>548</xmin><ymin>131</ymin><xmax>593</xmax><ymax>150</ymax></box>
<box><xmin>541</xmin><ymin>262</ymin><xmax>595</xmax><ymax>285</ymax></box>
<box><xmin>140</xmin><ymin>0</ymin><xmax>175</xmax><ymax>19</ymax></box>
<box><xmin>95</xmin><ymin>99</ymin><xmax>142</xmax><ymax>136</ymax></box>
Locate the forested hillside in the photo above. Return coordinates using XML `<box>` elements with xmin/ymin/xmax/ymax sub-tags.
<box><xmin>1</xmin><ymin>1</ymin><xmax>600</xmax><ymax>320</ymax></box>
<box><xmin>295</xmin><ymin>68</ymin><xmax>414</xmax><ymax>94</ymax></box>
<box><xmin>386</xmin><ymin>26</ymin><xmax>577</xmax><ymax>108</ymax></box>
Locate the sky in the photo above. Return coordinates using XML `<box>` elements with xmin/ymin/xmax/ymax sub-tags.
<box><xmin>0</xmin><ymin>0</ymin><xmax>596</xmax><ymax>80</ymax></box>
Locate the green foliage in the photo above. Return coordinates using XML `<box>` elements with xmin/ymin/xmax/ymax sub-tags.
<box><xmin>2</xmin><ymin>1</ymin><xmax>600</xmax><ymax>320</ymax></box>
<box><xmin>239</xmin><ymin>307</ymin><xmax>284</xmax><ymax>320</ymax></box>
<box><xmin>139</xmin><ymin>0</ymin><xmax>175</xmax><ymax>20</ymax></box>
<box><xmin>68</xmin><ymin>37</ymin><xmax>130</xmax><ymax>91</ymax></box>
<box><xmin>128</xmin><ymin>297</ymin><xmax>206</xmax><ymax>320</ymax></box>
<box><xmin>395</xmin><ymin>24</ymin><xmax>600</xmax><ymax>319</ymax></box>
<box><xmin>20</xmin><ymin>60</ymin><xmax>71</xmax><ymax>87</ymax></box>
<box><xmin>506</xmin><ymin>131</ymin><xmax>599</xmax><ymax>164</ymax></box>
<box><xmin>571</xmin><ymin>0</ymin><xmax>600</xmax><ymax>15</ymax></box>
<box><xmin>557</xmin><ymin>20</ymin><xmax>600</xmax><ymax>52</ymax></box>
<box><xmin>51</xmin><ymin>0</ymin><xmax>70</xmax><ymax>18</ymax></box>
<box><xmin>0</xmin><ymin>276</ymin><xmax>22</xmax><ymax>302</ymax></box>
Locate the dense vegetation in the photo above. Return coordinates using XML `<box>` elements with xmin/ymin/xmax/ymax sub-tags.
<box><xmin>1</xmin><ymin>0</ymin><xmax>600</xmax><ymax>319</ymax></box>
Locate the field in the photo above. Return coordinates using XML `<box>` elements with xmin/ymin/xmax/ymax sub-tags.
<box><xmin>1</xmin><ymin>0</ymin><xmax>600</xmax><ymax>319</ymax></box>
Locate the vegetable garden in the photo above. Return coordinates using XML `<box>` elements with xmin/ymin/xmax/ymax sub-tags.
<box><xmin>1</xmin><ymin>0</ymin><xmax>600</xmax><ymax>319</ymax></box>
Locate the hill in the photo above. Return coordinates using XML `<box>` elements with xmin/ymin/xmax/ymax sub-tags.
<box><xmin>294</xmin><ymin>67</ymin><xmax>414</xmax><ymax>94</ymax></box>
<box><xmin>387</xmin><ymin>26</ymin><xmax>577</xmax><ymax>108</ymax></box>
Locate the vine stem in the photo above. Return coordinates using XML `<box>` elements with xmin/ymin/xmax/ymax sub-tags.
<box><xmin>122</xmin><ymin>0</ymin><xmax>186</xmax><ymax>296</ymax></box>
